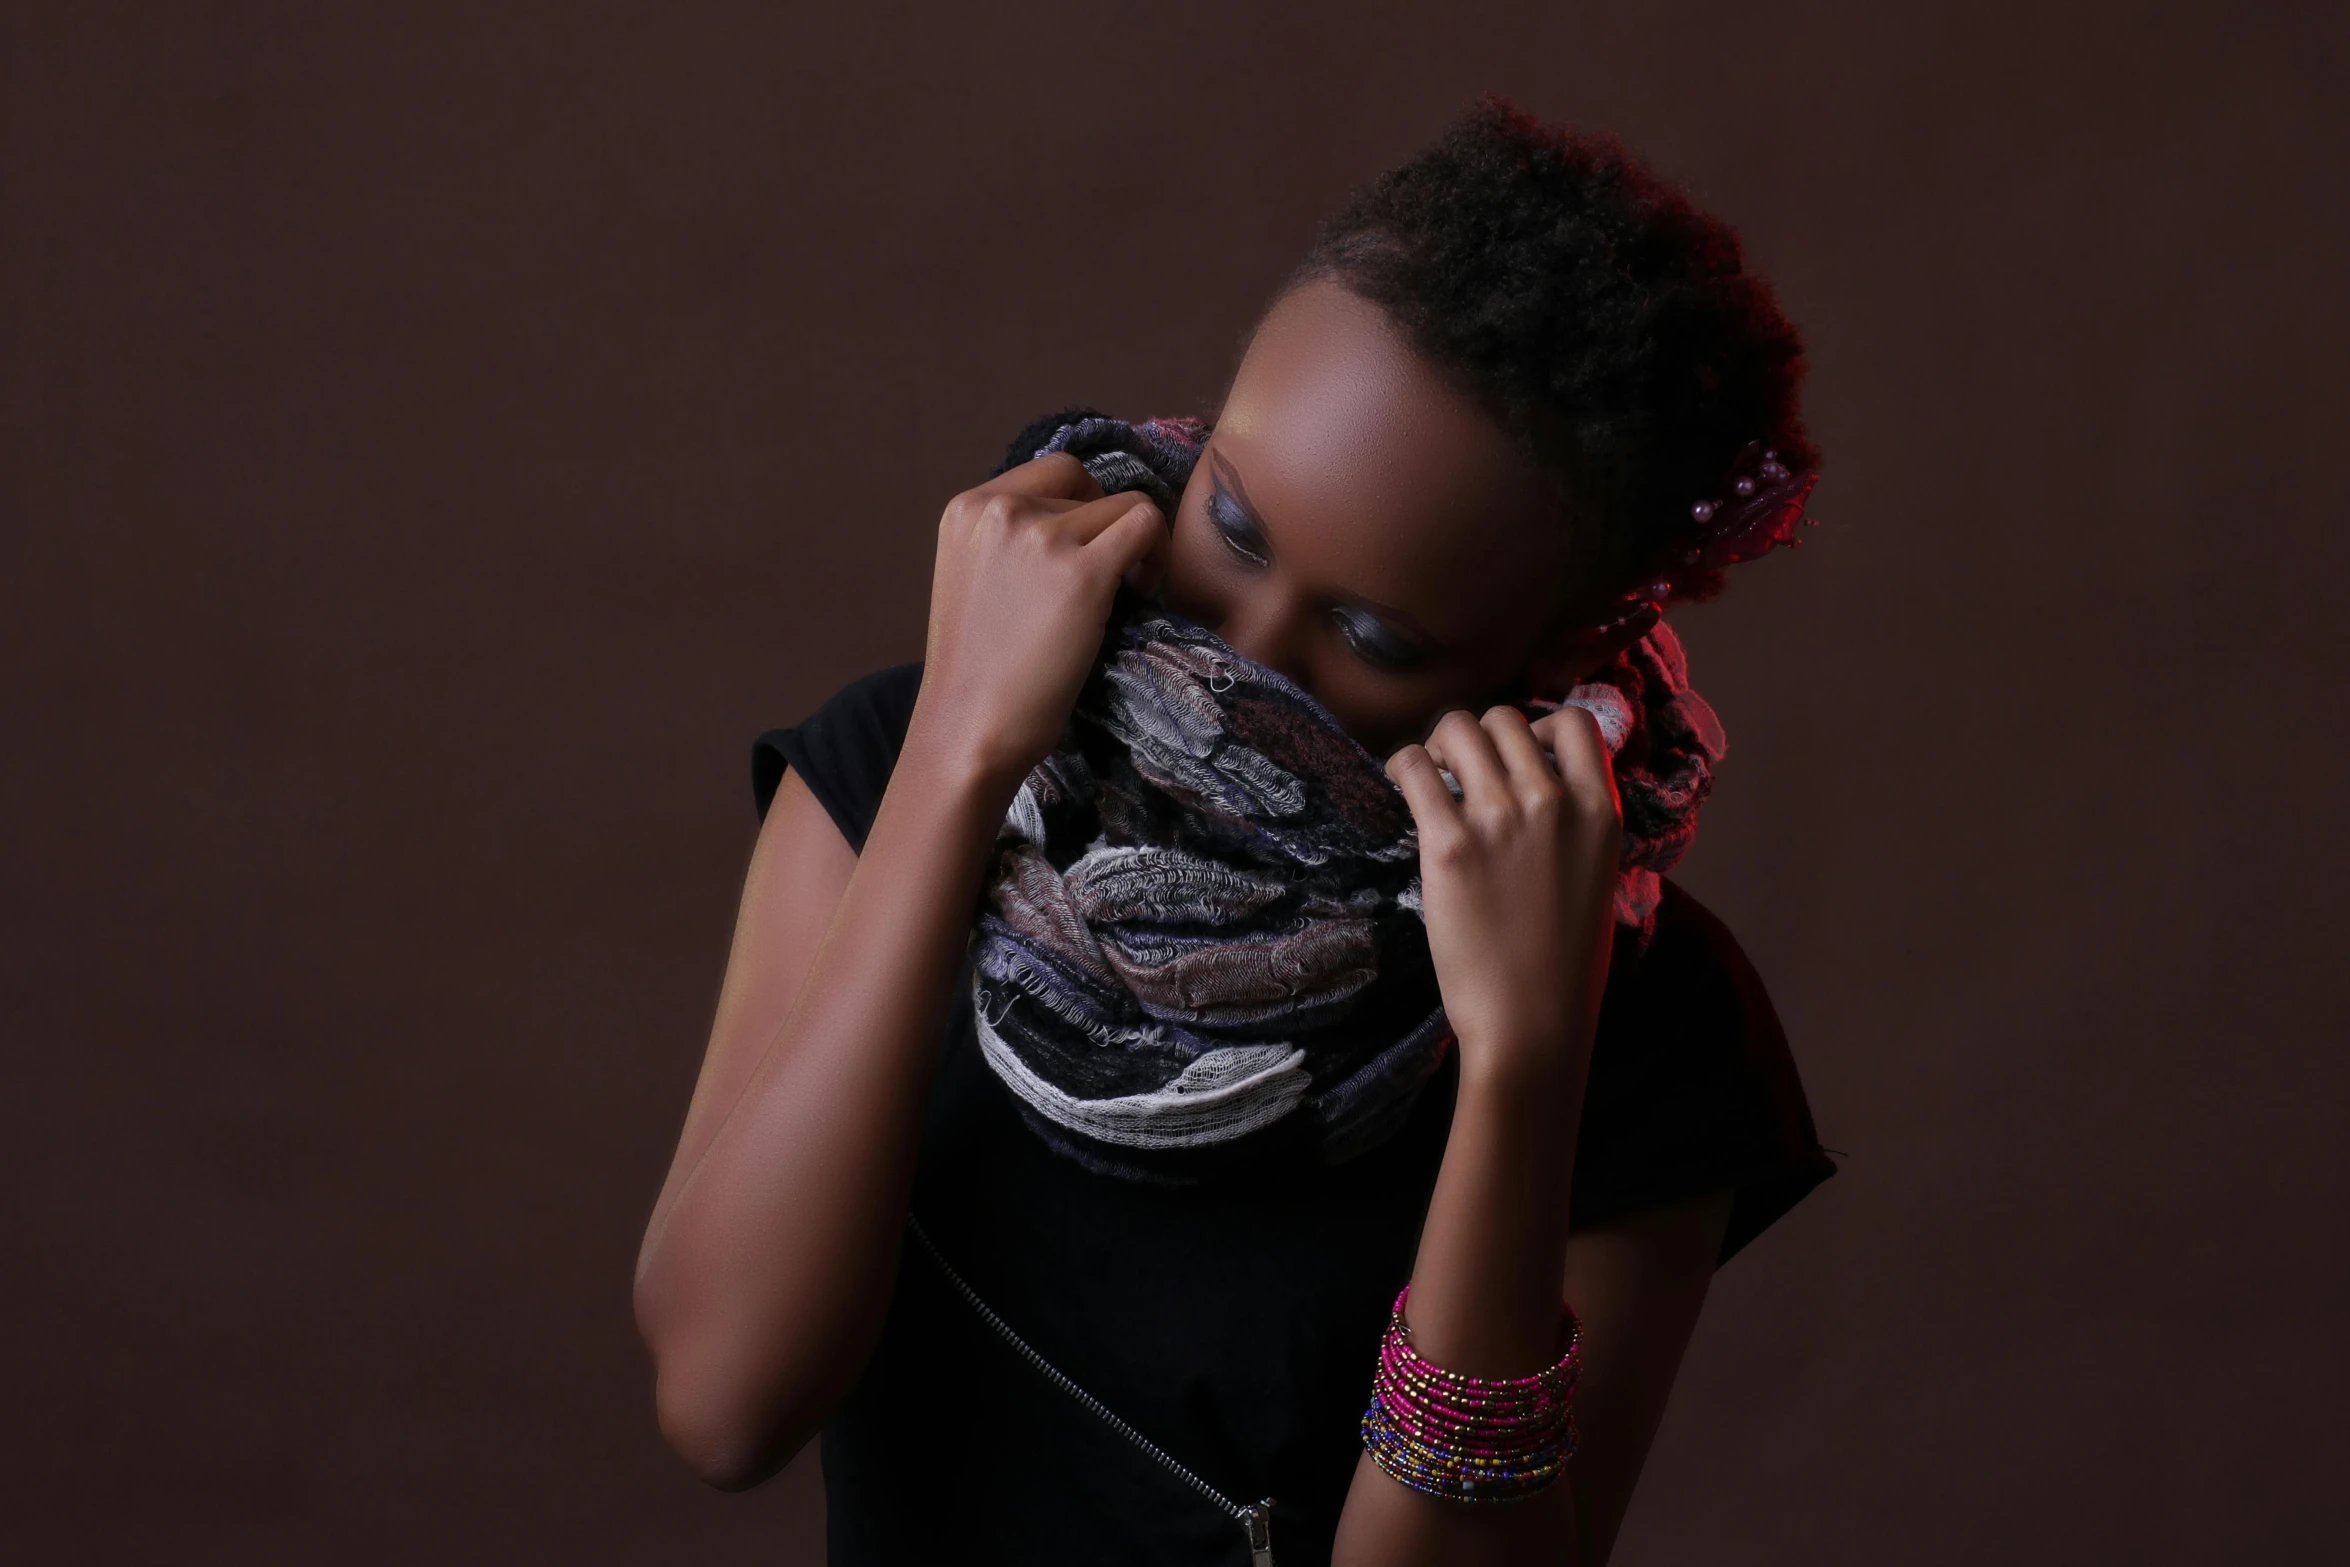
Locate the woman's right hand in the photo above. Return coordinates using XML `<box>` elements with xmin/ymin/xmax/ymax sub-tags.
<box><xmin>908</xmin><ymin>452</ymin><xmax>1169</xmax><ymax>796</ymax></box>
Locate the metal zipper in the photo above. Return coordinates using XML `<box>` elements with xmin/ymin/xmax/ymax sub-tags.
<box><xmin>904</xmin><ymin>1211</ymin><xmax>1278</xmax><ymax>1566</ymax></box>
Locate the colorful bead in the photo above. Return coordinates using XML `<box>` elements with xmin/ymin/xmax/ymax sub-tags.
<box><xmin>1358</xmin><ymin>1285</ymin><xmax>1581</xmax><ymax>1504</ymax></box>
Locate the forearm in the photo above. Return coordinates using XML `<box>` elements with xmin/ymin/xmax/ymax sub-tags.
<box><xmin>1331</xmin><ymin>1048</ymin><xmax>1592</xmax><ymax>1567</ymax></box>
<box><xmin>634</xmin><ymin>721</ymin><xmax>1014</xmax><ymax>1479</ymax></box>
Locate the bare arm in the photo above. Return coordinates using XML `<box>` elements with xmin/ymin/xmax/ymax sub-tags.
<box><xmin>631</xmin><ymin>739</ymin><xmax>1012</xmax><ymax>1488</ymax></box>
<box><xmin>1331</xmin><ymin>704</ymin><xmax>1729</xmax><ymax>1564</ymax></box>
<box><xmin>1554</xmin><ymin>1191</ymin><xmax>1732</xmax><ymax>1566</ymax></box>
<box><xmin>631</xmin><ymin>455</ymin><xmax>1168</xmax><ymax>1488</ymax></box>
<box><xmin>1332</xmin><ymin>1168</ymin><xmax>1731</xmax><ymax>1567</ymax></box>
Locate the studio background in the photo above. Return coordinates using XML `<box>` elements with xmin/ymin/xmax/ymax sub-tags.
<box><xmin>4</xmin><ymin>2</ymin><xmax>2343</xmax><ymax>1561</ymax></box>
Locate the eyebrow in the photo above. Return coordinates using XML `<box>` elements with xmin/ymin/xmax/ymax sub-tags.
<box><xmin>1208</xmin><ymin>447</ymin><xmax>1454</xmax><ymax>654</ymax></box>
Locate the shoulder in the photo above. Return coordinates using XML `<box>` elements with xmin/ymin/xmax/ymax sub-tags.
<box><xmin>1574</xmin><ymin>876</ymin><xmax>1837</xmax><ymax>1263</ymax></box>
<box><xmin>750</xmin><ymin>663</ymin><xmax>925</xmax><ymax>848</ymax></box>
<box><xmin>1628</xmin><ymin>878</ymin><xmax>1780</xmax><ymax>1040</ymax></box>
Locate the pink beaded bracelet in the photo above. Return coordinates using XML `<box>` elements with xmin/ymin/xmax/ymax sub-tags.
<box><xmin>1359</xmin><ymin>1284</ymin><xmax>1582</xmax><ymax>1503</ymax></box>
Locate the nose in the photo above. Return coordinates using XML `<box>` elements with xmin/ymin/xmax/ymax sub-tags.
<box><xmin>1213</xmin><ymin>587</ymin><xmax>1318</xmax><ymax>692</ymax></box>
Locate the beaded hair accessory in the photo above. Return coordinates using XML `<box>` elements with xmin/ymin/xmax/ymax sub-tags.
<box><xmin>1601</xmin><ymin>439</ymin><xmax>1823</xmax><ymax>632</ymax></box>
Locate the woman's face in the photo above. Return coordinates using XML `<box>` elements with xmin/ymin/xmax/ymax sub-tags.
<box><xmin>1157</xmin><ymin>278</ymin><xmax>1639</xmax><ymax>758</ymax></box>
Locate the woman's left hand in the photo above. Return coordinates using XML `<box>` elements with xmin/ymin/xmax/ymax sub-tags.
<box><xmin>1385</xmin><ymin>705</ymin><xmax>1624</xmax><ymax>1092</ymax></box>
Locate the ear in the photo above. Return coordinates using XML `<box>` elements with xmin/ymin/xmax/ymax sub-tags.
<box><xmin>1521</xmin><ymin>600</ymin><xmax>1661</xmax><ymax>696</ymax></box>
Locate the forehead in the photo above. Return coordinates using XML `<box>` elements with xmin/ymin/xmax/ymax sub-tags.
<box><xmin>1210</xmin><ymin>279</ymin><xmax>1570</xmax><ymax>641</ymax></box>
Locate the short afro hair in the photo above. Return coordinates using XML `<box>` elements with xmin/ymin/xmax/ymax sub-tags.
<box><xmin>1278</xmin><ymin>95</ymin><xmax>1819</xmax><ymax>619</ymax></box>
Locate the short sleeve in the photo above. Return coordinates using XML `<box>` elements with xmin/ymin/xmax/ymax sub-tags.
<box><xmin>751</xmin><ymin>663</ymin><xmax>925</xmax><ymax>851</ymax></box>
<box><xmin>1568</xmin><ymin>878</ymin><xmax>1838</xmax><ymax>1264</ymax></box>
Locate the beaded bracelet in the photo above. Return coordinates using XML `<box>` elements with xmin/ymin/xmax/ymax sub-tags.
<box><xmin>1358</xmin><ymin>1284</ymin><xmax>1582</xmax><ymax>1503</ymax></box>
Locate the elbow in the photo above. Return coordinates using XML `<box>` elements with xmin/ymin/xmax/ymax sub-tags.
<box><xmin>642</xmin><ymin>1324</ymin><xmax>819</xmax><ymax>1491</ymax></box>
<box><xmin>632</xmin><ymin>1236</ymin><xmax>899</xmax><ymax>1490</ymax></box>
<box><xmin>652</xmin><ymin>1369</ymin><xmax>804</xmax><ymax>1492</ymax></box>
<box><xmin>634</xmin><ymin>1278</ymin><xmax>828</xmax><ymax>1491</ymax></box>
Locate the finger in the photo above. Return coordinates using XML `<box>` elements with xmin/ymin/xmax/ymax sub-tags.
<box><xmin>1124</xmin><ymin>529</ymin><xmax>1170</xmax><ymax>597</ymax></box>
<box><xmin>1085</xmin><ymin>499</ymin><xmax>1171</xmax><ymax>589</ymax></box>
<box><xmin>1383</xmin><ymin>743</ymin><xmax>1463</xmax><ymax>838</ymax></box>
<box><xmin>1478</xmin><ymin>704</ymin><xmax>1560</xmax><ymax>801</ymax></box>
<box><xmin>1531</xmin><ymin>706</ymin><xmax>1621</xmax><ymax>819</ymax></box>
<box><xmin>1420</xmin><ymin>708</ymin><xmax>1511</xmax><ymax>808</ymax></box>
<box><xmin>986</xmin><ymin>450</ymin><xmax>1107</xmax><ymax>503</ymax></box>
<box><xmin>1528</xmin><ymin>706</ymin><xmax>1602</xmax><ymax>766</ymax></box>
<box><xmin>1058</xmin><ymin>489</ymin><xmax>1163</xmax><ymax>549</ymax></box>
<box><xmin>1530</xmin><ymin>687</ymin><xmax>1632</xmax><ymax>756</ymax></box>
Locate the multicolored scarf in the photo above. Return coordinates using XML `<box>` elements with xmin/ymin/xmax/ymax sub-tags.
<box><xmin>968</xmin><ymin>412</ymin><xmax>1729</xmax><ymax>1182</ymax></box>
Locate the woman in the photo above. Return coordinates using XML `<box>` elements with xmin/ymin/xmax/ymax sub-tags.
<box><xmin>634</xmin><ymin>97</ymin><xmax>1837</xmax><ymax>1565</ymax></box>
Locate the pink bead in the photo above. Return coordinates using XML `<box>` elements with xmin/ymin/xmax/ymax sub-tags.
<box><xmin>1365</xmin><ymin>1283</ymin><xmax>1583</xmax><ymax>1492</ymax></box>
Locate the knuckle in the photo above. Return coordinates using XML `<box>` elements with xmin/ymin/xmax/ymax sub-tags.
<box><xmin>1032</xmin><ymin>451</ymin><xmax>1100</xmax><ymax>497</ymax></box>
<box><xmin>1579</xmin><ymin>797</ymin><xmax>1625</xmax><ymax>838</ymax></box>
<box><xmin>1465</xmin><ymin>803</ymin><xmax>1514</xmax><ymax>839</ymax></box>
<box><xmin>1539</xmin><ymin>702</ymin><xmax>1592</xmax><ymax>735</ymax></box>
<box><xmin>1422</xmin><ymin>824</ymin><xmax>1473</xmax><ymax>866</ymax></box>
<box><xmin>1430</xmin><ymin>708</ymin><xmax>1480</xmax><ymax>744</ymax></box>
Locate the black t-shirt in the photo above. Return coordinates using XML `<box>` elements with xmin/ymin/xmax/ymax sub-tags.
<box><xmin>753</xmin><ymin>662</ymin><xmax>1837</xmax><ymax>1566</ymax></box>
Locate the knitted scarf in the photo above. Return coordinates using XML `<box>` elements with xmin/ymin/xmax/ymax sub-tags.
<box><xmin>968</xmin><ymin>412</ymin><xmax>1729</xmax><ymax>1183</ymax></box>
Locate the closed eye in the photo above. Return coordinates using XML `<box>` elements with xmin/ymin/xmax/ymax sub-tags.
<box><xmin>1206</xmin><ymin>484</ymin><xmax>1271</xmax><ymax>567</ymax></box>
<box><xmin>1329</xmin><ymin>604</ymin><xmax>1436</xmax><ymax>672</ymax></box>
<box><xmin>1200</xmin><ymin>445</ymin><xmax>1447</xmax><ymax>676</ymax></box>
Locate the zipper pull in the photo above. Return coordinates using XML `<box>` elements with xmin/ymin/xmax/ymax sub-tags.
<box><xmin>1238</xmin><ymin>1499</ymin><xmax>1276</xmax><ymax>1566</ymax></box>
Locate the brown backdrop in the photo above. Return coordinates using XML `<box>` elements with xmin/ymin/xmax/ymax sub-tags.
<box><xmin>5</xmin><ymin>2</ymin><xmax>2344</xmax><ymax>1561</ymax></box>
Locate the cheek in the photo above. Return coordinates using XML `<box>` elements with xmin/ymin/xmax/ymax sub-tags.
<box><xmin>1314</xmin><ymin>657</ymin><xmax>1542</xmax><ymax>757</ymax></box>
<box><xmin>1313</xmin><ymin>675</ymin><xmax>1465</xmax><ymax>758</ymax></box>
